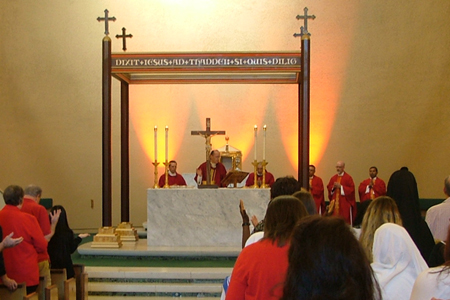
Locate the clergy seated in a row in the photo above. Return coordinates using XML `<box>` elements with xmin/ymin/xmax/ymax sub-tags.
<box><xmin>158</xmin><ymin>160</ymin><xmax>187</xmax><ymax>187</ymax></box>
<box><xmin>245</xmin><ymin>162</ymin><xmax>275</xmax><ymax>188</ymax></box>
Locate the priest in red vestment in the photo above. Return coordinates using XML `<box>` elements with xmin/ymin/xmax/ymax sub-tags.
<box><xmin>309</xmin><ymin>165</ymin><xmax>325</xmax><ymax>215</ymax></box>
<box><xmin>327</xmin><ymin>161</ymin><xmax>356</xmax><ymax>225</ymax></box>
<box><xmin>358</xmin><ymin>166</ymin><xmax>386</xmax><ymax>202</ymax></box>
<box><xmin>158</xmin><ymin>160</ymin><xmax>187</xmax><ymax>187</ymax></box>
<box><xmin>195</xmin><ymin>150</ymin><xmax>228</xmax><ymax>187</ymax></box>
<box><xmin>245</xmin><ymin>163</ymin><xmax>275</xmax><ymax>187</ymax></box>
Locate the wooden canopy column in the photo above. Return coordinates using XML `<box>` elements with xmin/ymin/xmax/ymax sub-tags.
<box><xmin>295</xmin><ymin>7</ymin><xmax>315</xmax><ymax>189</ymax></box>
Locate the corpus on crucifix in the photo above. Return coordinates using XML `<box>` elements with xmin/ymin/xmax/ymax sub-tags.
<box><xmin>191</xmin><ymin>118</ymin><xmax>227</xmax><ymax>188</ymax></box>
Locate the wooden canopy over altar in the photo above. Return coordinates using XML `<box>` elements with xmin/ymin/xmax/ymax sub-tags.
<box><xmin>100</xmin><ymin>11</ymin><xmax>312</xmax><ymax>227</ymax></box>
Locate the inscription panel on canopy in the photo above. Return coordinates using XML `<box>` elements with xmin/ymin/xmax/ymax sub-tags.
<box><xmin>111</xmin><ymin>52</ymin><xmax>301</xmax><ymax>84</ymax></box>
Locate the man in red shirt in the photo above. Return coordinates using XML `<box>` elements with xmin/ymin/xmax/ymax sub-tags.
<box><xmin>245</xmin><ymin>162</ymin><xmax>275</xmax><ymax>187</ymax></box>
<box><xmin>0</xmin><ymin>185</ymin><xmax>48</xmax><ymax>294</ymax></box>
<box><xmin>21</xmin><ymin>185</ymin><xmax>60</xmax><ymax>287</ymax></box>
<box><xmin>327</xmin><ymin>161</ymin><xmax>356</xmax><ymax>225</ymax></box>
<box><xmin>358</xmin><ymin>167</ymin><xmax>386</xmax><ymax>202</ymax></box>
<box><xmin>158</xmin><ymin>161</ymin><xmax>187</xmax><ymax>187</ymax></box>
<box><xmin>309</xmin><ymin>165</ymin><xmax>325</xmax><ymax>215</ymax></box>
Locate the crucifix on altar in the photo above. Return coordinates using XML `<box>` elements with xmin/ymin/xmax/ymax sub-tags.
<box><xmin>191</xmin><ymin>118</ymin><xmax>225</xmax><ymax>187</ymax></box>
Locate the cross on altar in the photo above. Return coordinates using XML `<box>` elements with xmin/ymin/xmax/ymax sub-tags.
<box><xmin>191</xmin><ymin>118</ymin><xmax>226</xmax><ymax>186</ymax></box>
<box><xmin>116</xmin><ymin>27</ymin><xmax>133</xmax><ymax>51</ymax></box>
<box><xmin>294</xmin><ymin>7</ymin><xmax>315</xmax><ymax>36</ymax></box>
<box><xmin>97</xmin><ymin>9</ymin><xmax>116</xmax><ymax>35</ymax></box>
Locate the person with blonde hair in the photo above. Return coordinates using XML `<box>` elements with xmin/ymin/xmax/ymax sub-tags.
<box><xmin>359</xmin><ymin>196</ymin><xmax>403</xmax><ymax>262</ymax></box>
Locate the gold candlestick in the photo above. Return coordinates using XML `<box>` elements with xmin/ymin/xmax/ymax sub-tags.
<box><xmin>152</xmin><ymin>161</ymin><xmax>160</xmax><ymax>188</ymax></box>
<box><xmin>163</xmin><ymin>161</ymin><xmax>170</xmax><ymax>189</ymax></box>
<box><xmin>260</xmin><ymin>160</ymin><xmax>269</xmax><ymax>188</ymax></box>
<box><xmin>251</xmin><ymin>160</ymin><xmax>259</xmax><ymax>188</ymax></box>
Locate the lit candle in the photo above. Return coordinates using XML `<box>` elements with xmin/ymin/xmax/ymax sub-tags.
<box><xmin>254</xmin><ymin>125</ymin><xmax>257</xmax><ymax>161</ymax></box>
<box><xmin>154</xmin><ymin>126</ymin><xmax>158</xmax><ymax>161</ymax></box>
<box><xmin>165</xmin><ymin>126</ymin><xmax>169</xmax><ymax>162</ymax></box>
<box><xmin>263</xmin><ymin>125</ymin><xmax>267</xmax><ymax>160</ymax></box>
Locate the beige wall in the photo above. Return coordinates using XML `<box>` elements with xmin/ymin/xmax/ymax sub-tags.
<box><xmin>1</xmin><ymin>1</ymin><xmax>449</xmax><ymax>229</ymax></box>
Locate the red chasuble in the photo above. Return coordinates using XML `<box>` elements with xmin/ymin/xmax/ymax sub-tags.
<box><xmin>310</xmin><ymin>175</ymin><xmax>326</xmax><ymax>215</ymax></box>
<box><xmin>158</xmin><ymin>173</ymin><xmax>187</xmax><ymax>187</ymax></box>
<box><xmin>245</xmin><ymin>171</ymin><xmax>275</xmax><ymax>187</ymax></box>
<box><xmin>358</xmin><ymin>177</ymin><xmax>387</xmax><ymax>202</ymax></box>
<box><xmin>194</xmin><ymin>162</ymin><xmax>227</xmax><ymax>187</ymax></box>
<box><xmin>327</xmin><ymin>172</ymin><xmax>356</xmax><ymax>224</ymax></box>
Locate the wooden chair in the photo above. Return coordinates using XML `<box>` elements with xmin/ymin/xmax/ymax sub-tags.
<box><xmin>50</xmin><ymin>269</ymin><xmax>67</xmax><ymax>300</ymax></box>
<box><xmin>36</xmin><ymin>276</ymin><xmax>48</xmax><ymax>300</ymax></box>
<box><xmin>63</xmin><ymin>278</ymin><xmax>76</xmax><ymax>300</ymax></box>
<box><xmin>80</xmin><ymin>273</ymin><xmax>88</xmax><ymax>300</ymax></box>
<box><xmin>72</xmin><ymin>264</ymin><xmax>86</xmax><ymax>300</ymax></box>
<box><xmin>0</xmin><ymin>282</ymin><xmax>27</xmax><ymax>300</ymax></box>
<box><xmin>23</xmin><ymin>291</ymin><xmax>39</xmax><ymax>300</ymax></box>
<box><xmin>44</xmin><ymin>285</ymin><xmax>58</xmax><ymax>300</ymax></box>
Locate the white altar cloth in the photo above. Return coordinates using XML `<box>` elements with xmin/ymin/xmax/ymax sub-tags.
<box><xmin>147</xmin><ymin>188</ymin><xmax>270</xmax><ymax>247</ymax></box>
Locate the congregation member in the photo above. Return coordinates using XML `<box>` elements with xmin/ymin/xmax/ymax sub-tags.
<box><xmin>0</xmin><ymin>225</ymin><xmax>23</xmax><ymax>291</ymax></box>
<box><xmin>308</xmin><ymin>165</ymin><xmax>325</xmax><ymax>214</ymax></box>
<box><xmin>410</xmin><ymin>225</ymin><xmax>450</xmax><ymax>300</ymax></box>
<box><xmin>158</xmin><ymin>160</ymin><xmax>187</xmax><ymax>187</ymax></box>
<box><xmin>245</xmin><ymin>162</ymin><xmax>275</xmax><ymax>187</ymax></box>
<box><xmin>292</xmin><ymin>190</ymin><xmax>317</xmax><ymax>216</ymax></box>
<box><xmin>226</xmin><ymin>196</ymin><xmax>308</xmax><ymax>300</ymax></box>
<box><xmin>0</xmin><ymin>185</ymin><xmax>48</xmax><ymax>294</ymax></box>
<box><xmin>358</xmin><ymin>166</ymin><xmax>386</xmax><ymax>202</ymax></box>
<box><xmin>326</xmin><ymin>161</ymin><xmax>356</xmax><ymax>224</ymax></box>
<box><xmin>387</xmin><ymin>167</ymin><xmax>435</xmax><ymax>263</ymax></box>
<box><xmin>371</xmin><ymin>223</ymin><xmax>427</xmax><ymax>300</ymax></box>
<box><xmin>47</xmin><ymin>205</ymin><xmax>90</xmax><ymax>279</ymax></box>
<box><xmin>359</xmin><ymin>196</ymin><xmax>403</xmax><ymax>262</ymax></box>
<box><xmin>281</xmin><ymin>216</ymin><xmax>381</xmax><ymax>300</ymax></box>
<box><xmin>250</xmin><ymin>176</ymin><xmax>301</xmax><ymax>234</ymax></box>
<box><xmin>195</xmin><ymin>150</ymin><xmax>227</xmax><ymax>186</ymax></box>
<box><xmin>21</xmin><ymin>185</ymin><xmax>60</xmax><ymax>286</ymax></box>
<box><xmin>425</xmin><ymin>175</ymin><xmax>450</xmax><ymax>242</ymax></box>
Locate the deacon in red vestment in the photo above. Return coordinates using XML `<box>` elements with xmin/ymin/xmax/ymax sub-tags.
<box><xmin>327</xmin><ymin>161</ymin><xmax>356</xmax><ymax>225</ymax></box>
<box><xmin>195</xmin><ymin>150</ymin><xmax>228</xmax><ymax>187</ymax></box>
<box><xmin>158</xmin><ymin>160</ymin><xmax>187</xmax><ymax>187</ymax></box>
<box><xmin>309</xmin><ymin>165</ymin><xmax>325</xmax><ymax>215</ymax></box>
<box><xmin>245</xmin><ymin>163</ymin><xmax>275</xmax><ymax>187</ymax></box>
<box><xmin>358</xmin><ymin>166</ymin><xmax>386</xmax><ymax>202</ymax></box>
<box><xmin>0</xmin><ymin>185</ymin><xmax>47</xmax><ymax>292</ymax></box>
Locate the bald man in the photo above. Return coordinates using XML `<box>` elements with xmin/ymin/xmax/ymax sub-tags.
<box><xmin>326</xmin><ymin>161</ymin><xmax>356</xmax><ymax>225</ymax></box>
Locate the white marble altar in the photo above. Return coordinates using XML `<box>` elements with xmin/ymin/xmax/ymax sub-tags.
<box><xmin>147</xmin><ymin>188</ymin><xmax>270</xmax><ymax>247</ymax></box>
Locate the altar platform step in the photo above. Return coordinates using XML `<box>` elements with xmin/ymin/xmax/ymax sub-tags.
<box><xmin>86</xmin><ymin>266</ymin><xmax>231</xmax><ymax>298</ymax></box>
<box><xmin>78</xmin><ymin>239</ymin><xmax>241</xmax><ymax>258</ymax></box>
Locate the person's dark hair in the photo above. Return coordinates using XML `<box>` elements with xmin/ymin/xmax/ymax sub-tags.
<box><xmin>292</xmin><ymin>191</ymin><xmax>317</xmax><ymax>215</ymax></box>
<box><xmin>263</xmin><ymin>195</ymin><xmax>308</xmax><ymax>247</ymax></box>
<box><xmin>24</xmin><ymin>185</ymin><xmax>42</xmax><ymax>198</ymax></box>
<box><xmin>270</xmin><ymin>176</ymin><xmax>301</xmax><ymax>199</ymax></box>
<box><xmin>3</xmin><ymin>185</ymin><xmax>24</xmax><ymax>206</ymax></box>
<box><xmin>370</xmin><ymin>166</ymin><xmax>378</xmax><ymax>172</ymax></box>
<box><xmin>51</xmin><ymin>205</ymin><xmax>73</xmax><ymax>236</ymax></box>
<box><xmin>309</xmin><ymin>165</ymin><xmax>315</xmax><ymax>169</ymax></box>
<box><xmin>444</xmin><ymin>176</ymin><xmax>450</xmax><ymax>196</ymax></box>
<box><xmin>281</xmin><ymin>216</ymin><xmax>381</xmax><ymax>300</ymax></box>
<box><xmin>169</xmin><ymin>160</ymin><xmax>177</xmax><ymax>164</ymax></box>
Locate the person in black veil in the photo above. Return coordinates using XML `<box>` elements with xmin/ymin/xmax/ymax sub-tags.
<box><xmin>47</xmin><ymin>205</ymin><xmax>90</xmax><ymax>279</ymax></box>
<box><xmin>386</xmin><ymin>167</ymin><xmax>435</xmax><ymax>264</ymax></box>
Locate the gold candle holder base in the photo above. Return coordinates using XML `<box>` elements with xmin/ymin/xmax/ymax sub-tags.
<box><xmin>251</xmin><ymin>160</ymin><xmax>259</xmax><ymax>188</ymax></box>
<box><xmin>163</xmin><ymin>161</ymin><xmax>170</xmax><ymax>189</ymax></box>
<box><xmin>152</xmin><ymin>161</ymin><xmax>160</xmax><ymax>189</ymax></box>
<box><xmin>260</xmin><ymin>160</ymin><xmax>269</xmax><ymax>189</ymax></box>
